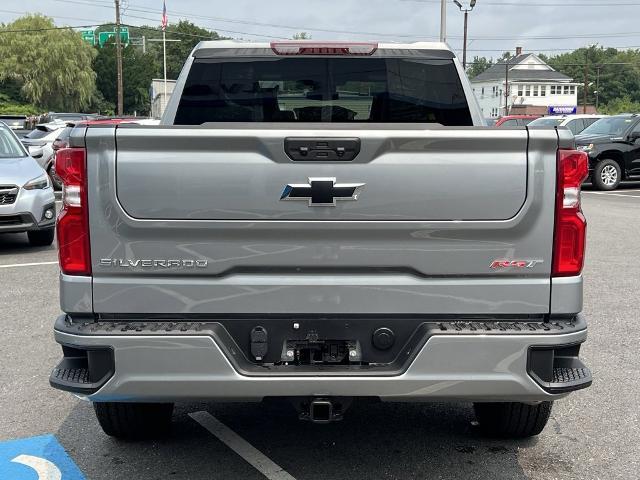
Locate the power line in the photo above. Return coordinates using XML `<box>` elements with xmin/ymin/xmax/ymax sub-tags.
<box><xmin>45</xmin><ymin>0</ymin><xmax>640</xmax><ymax>42</ymax></box>
<box><xmin>0</xmin><ymin>24</ymin><xmax>101</xmax><ymax>33</ymax></box>
<box><xmin>402</xmin><ymin>0</ymin><xmax>640</xmax><ymax>6</ymax></box>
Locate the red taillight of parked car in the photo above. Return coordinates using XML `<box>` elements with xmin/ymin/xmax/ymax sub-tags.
<box><xmin>553</xmin><ymin>149</ymin><xmax>588</xmax><ymax>277</ymax></box>
<box><xmin>55</xmin><ymin>147</ymin><xmax>91</xmax><ymax>275</ymax></box>
<box><xmin>52</xmin><ymin>139</ymin><xmax>68</xmax><ymax>152</ymax></box>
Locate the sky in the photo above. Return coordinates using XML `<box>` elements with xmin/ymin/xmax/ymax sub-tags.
<box><xmin>1</xmin><ymin>0</ymin><xmax>640</xmax><ymax>60</ymax></box>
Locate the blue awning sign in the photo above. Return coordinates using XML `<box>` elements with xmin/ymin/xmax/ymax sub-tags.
<box><xmin>549</xmin><ymin>106</ymin><xmax>577</xmax><ymax>115</ymax></box>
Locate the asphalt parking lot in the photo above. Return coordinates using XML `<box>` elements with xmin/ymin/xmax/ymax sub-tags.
<box><xmin>1</xmin><ymin>185</ymin><xmax>639</xmax><ymax>480</ymax></box>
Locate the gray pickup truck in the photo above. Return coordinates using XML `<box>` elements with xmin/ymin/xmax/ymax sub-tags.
<box><xmin>50</xmin><ymin>41</ymin><xmax>592</xmax><ymax>439</ymax></box>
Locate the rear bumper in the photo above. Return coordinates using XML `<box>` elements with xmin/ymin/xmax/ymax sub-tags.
<box><xmin>51</xmin><ymin>314</ymin><xmax>591</xmax><ymax>403</ymax></box>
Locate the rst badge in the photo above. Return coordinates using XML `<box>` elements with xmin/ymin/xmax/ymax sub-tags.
<box><xmin>490</xmin><ymin>259</ymin><xmax>544</xmax><ymax>269</ymax></box>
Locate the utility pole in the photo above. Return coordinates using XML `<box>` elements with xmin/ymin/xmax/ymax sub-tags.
<box><xmin>595</xmin><ymin>65</ymin><xmax>601</xmax><ymax>112</ymax></box>
<box><xmin>504</xmin><ymin>58</ymin><xmax>510</xmax><ymax>116</ymax></box>
<box><xmin>583</xmin><ymin>51</ymin><xmax>588</xmax><ymax>114</ymax></box>
<box><xmin>440</xmin><ymin>0</ymin><xmax>447</xmax><ymax>42</ymax></box>
<box><xmin>114</xmin><ymin>0</ymin><xmax>124</xmax><ymax>115</ymax></box>
<box><xmin>453</xmin><ymin>1</ymin><xmax>477</xmax><ymax>71</ymax></box>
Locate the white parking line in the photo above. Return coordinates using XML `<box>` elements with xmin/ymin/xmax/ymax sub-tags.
<box><xmin>0</xmin><ymin>261</ymin><xmax>58</xmax><ymax>269</ymax></box>
<box><xmin>189</xmin><ymin>411</ymin><xmax>297</xmax><ymax>480</ymax></box>
<box><xmin>583</xmin><ymin>191</ymin><xmax>640</xmax><ymax>198</ymax></box>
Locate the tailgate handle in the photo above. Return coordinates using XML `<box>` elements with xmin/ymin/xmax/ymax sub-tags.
<box><xmin>285</xmin><ymin>137</ymin><xmax>360</xmax><ymax>161</ymax></box>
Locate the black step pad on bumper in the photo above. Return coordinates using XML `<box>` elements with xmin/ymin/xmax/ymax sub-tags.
<box><xmin>49</xmin><ymin>346</ymin><xmax>114</xmax><ymax>394</ymax></box>
<box><xmin>528</xmin><ymin>344</ymin><xmax>592</xmax><ymax>394</ymax></box>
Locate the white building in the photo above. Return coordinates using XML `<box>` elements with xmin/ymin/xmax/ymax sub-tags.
<box><xmin>150</xmin><ymin>79</ymin><xmax>176</xmax><ymax>119</ymax></box>
<box><xmin>470</xmin><ymin>48</ymin><xmax>583</xmax><ymax>118</ymax></box>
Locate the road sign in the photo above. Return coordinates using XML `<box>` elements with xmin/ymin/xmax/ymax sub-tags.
<box><xmin>80</xmin><ymin>29</ymin><xmax>95</xmax><ymax>46</ymax></box>
<box><xmin>98</xmin><ymin>28</ymin><xmax>130</xmax><ymax>47</ymax></box>
<box><xmin>0</xmin><ymin>434</ymin><xmax>85</xmax><ymax>479</ymax></box>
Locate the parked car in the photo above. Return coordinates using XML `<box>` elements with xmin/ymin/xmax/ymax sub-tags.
<box><xmin>49</xmin><ymin>118</ymin><xmax>144</xmax><ymax>188</ymax></box>
<box><xmin>41</xmin><ymin>112</ymin><xmax>99</xmax><ymax>123</ymax></box>
<box><xmin>0</xmin><ymin>121</ymin><xmax>56</xmax><ymax>246</ymax></box>
<box><xmin>575</xmin><ymin>114</ymin><xmax>640</xmax><ymax>190</ymax></box>
<box><xmin>494</xmin><ymin>115</ymin><xmax>540</xmax><ymax>127</ymax></box>
<box><xmin>528</xmin><ymin>115</ymin><xmax>606</xmax><ymax>136</ymax></box>
<box><xmin>20</xmin><ymin>122</ymin><xmax>66</xmax><ymax>189</ymax></box>
<box><xmin>50</xmin><ymin>41</ymin><xmax>591</xmax><ymax>441</ymax></box>
<box><xmin>0</xmin><ymin>115</ymin><xmax>28</xmax><ymax>136</ymax></box>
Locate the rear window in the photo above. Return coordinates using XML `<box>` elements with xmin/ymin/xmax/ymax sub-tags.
<box><xmin>175</xmin><ymin>57</ymin><xmax>472</xmax><ymax>125</ymax></box>
<box><xmin>24</xmin><ymin>127</ymin><xmax>51</xmax><ymax>140</ymax></box>
<box><xmin>528</xmin><ymin>117</ymin><xmax>564</xmax><ymax>127</ymax></box>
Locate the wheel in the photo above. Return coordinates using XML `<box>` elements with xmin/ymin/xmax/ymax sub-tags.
<box><xmin>93</xmin><ymin>402</ymin><xmax>174</xmax><ymax>439</ymax></box>
<box><xmin>47</xmin><ymin>164</ymin><xmax>62</xmax><ymax>190</ymax></box>
<box><xmin>592</xmin><ymin>159</ymin><xmax>621</xmax><ymax>190</ymax></box>
<box><xmin>27</xmin><ymin>227</ymin><xmax>54</xmax><ymax>247</ymax></box>
<box><xmin>473</xmin><ymin>401</ymin><xmax>552</xmax><ymax>438</ymax></box>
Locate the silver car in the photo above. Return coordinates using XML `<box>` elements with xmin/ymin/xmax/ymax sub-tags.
<box><xmin>0</xmin><ymin>122</ymin><xmax>56</xmax><ymax>246</ymax></box>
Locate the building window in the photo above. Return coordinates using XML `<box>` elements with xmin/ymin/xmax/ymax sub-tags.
<box><xmin>541</xmin><ymin>86</ymin><xmax>546</xmax><ymax>97</ymax></box>
<box><xmin>570</xmin><ymin>86</ymin><xmax>576</xmax><ymax>94</ymax></box>
<box><xmin>518</xmin><ymin>85</ymin><xmax>523</xmax><ymax>96</ymax></box>
<box><xmin>550</xmin><ymin>85</ymin><xmax>556</xmax><ymax>95</ymax></box>
<box><xmin>564</xmin><ymin>85</ymin><xmax>570</xmax><ymax>94</ymax></box>
<box><xmin>525</xmin><ymin>85</ymin><xmax>531</xmax><ymax>96</ymax></box>
<box><xmin>533</xmin><ymin>86</ymin><xmax>539</xmax><ymax>97</ymax></box>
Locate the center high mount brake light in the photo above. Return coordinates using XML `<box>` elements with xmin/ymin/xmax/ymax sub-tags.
<box><xmin>270</xmin><ymin>41</ymin><xmax>378</xmax><ymax>56</ymax></box>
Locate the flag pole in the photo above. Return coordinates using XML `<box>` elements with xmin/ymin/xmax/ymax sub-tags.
<box><xmin>163</xmin><ymin>28</ymin><xmax>167</xmax><ymax>102</ymax></box>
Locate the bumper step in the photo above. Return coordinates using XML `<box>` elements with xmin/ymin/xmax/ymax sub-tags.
<box><xmin>49</xmin><ymin>346</ymin><xmax>115</xmax><ymax>394</ymax></box>
<box><xmin>528</xmin><ymin>345</ymin><xmax>592</xmax><ymax>394</ymax></box>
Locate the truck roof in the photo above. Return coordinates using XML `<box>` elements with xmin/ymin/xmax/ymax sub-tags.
<box><xmin>194</xmin><ymin>40</ymin><xmax>451</xmax><ymax>51</ymax></box>
<box><xmin>191</xmin><ymin>40</ymin><xmax>455</xmax><ymax>58</ymax></box>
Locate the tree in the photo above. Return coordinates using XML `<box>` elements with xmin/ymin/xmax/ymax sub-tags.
<box><xmin>600</xmin><ymin>95</ymin><xmax>640</xmax><ymax>115</ymax></box>
<box><xmin>93</xmin><ymin>42</ymin><xmax>156</xmax><ymax>115</ymax></box>
<box><xmin>545</xmin><ymin>46</ymin><xmax>640</xmax><ymax>109</ymax></box>
<box><xmin>0</xmin><ymin>14</ymin><xmax>96</xmax><ymax>111</ymax></box>
<box><xmin>292</xmin><ymin>32</ymin><xmax>311</xmax><ymax>40</ymax></box>
<box><xmin>467</xmin><ymin>56</ymin><xmax>493</xmax><ymax>78</ymax></box>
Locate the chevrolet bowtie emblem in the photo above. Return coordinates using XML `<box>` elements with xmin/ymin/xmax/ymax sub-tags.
<box><xmin>280</xmin><ymin>177</ymin><xmax>365</xmax><ymax>207</ymax></box>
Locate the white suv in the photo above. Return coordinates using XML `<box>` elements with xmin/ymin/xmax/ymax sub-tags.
<box><xmin>0</xmin><ymin>122</ymin><xmax>56</xmax><ymax>246</ymax></box>
<box><xmin>528</xmin><ymin>114</ymin><xmax>607</xmax><ymax>135</ymax></box>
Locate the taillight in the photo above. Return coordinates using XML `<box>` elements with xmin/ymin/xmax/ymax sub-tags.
<box><xmin>52</xmin><ymin>139</ymin><xmax>68</xmax><ymax>151</ymax></box>
<box><xmin>552</xmin><ymin>149</ymin><xmax>588</xmax><ymax>277</ymax></box>
<box><xmin>270</xmin><ymin>41</ymin><xmax>378</xmax><ymax>56</ymax></box>
<box><xmin>55</xmin><ymin>147</ymin><xmax>91</xmax><ymax>275</ymax></box>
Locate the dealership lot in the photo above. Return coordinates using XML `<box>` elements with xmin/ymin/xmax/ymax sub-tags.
<box><xmin>1</xmin><ymin>186</ymin><xmax>639</xmax><ymax>480</ymax></box>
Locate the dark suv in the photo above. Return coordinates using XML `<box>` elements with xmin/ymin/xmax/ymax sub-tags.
<box><xmin>575</xmin><ymin>114</ymin><xmax>640</xmax><ymax>190</ymax></box>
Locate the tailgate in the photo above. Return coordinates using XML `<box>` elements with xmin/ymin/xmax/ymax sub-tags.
<box><xmin>87</xmin><ymin>125</ymin><xmax>558</xmax><ymax>315</ymax></box>
<box><xmin>115</xmin><ymin>126</ymin><xmax>527</xmax><ymax>222</ymax></box>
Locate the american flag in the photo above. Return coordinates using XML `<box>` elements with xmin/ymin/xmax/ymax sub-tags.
<box><xmin>161</xmin><ymin>1</ymin><xmax>168</xmax><ymax>31</ymax></box>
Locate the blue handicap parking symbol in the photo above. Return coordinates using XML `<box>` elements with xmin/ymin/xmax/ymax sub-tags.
<box><xmin>0</xmin><ymin>434</ymin><xmax>85</xmax><ymax>479</ymax></box>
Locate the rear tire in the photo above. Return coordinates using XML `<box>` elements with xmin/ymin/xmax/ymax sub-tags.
<box><xmin>592</xmin><ymin>159</ymin><xmax>621</xmax><ymax>190</ymax></box>
<box><xmin>27</xmin><ymin>227</ymin><xmax>54</xmax><ymax>247</ymax></box>
<box><xmin>93</xmin><ymin>402</ymin><xmax>174</xmax><ymax>439</ymax></box>
<box><xmin>473</xmin><ymin>401</ymin><xmax>552</xmax><ymax>438</ymax></box>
